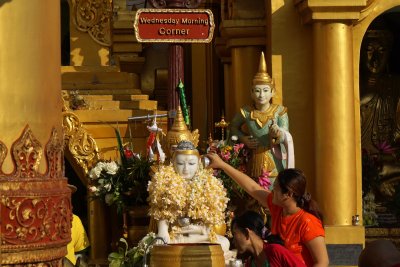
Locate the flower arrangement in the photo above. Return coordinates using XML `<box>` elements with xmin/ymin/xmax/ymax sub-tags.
<box><xmin>108</xmin><ymin>233</ymin><xmax>157</xmax><ymax>267</ymax></box>
<box><xmin>147</xmin><ymin>165</ymin><xmax>229</xmax><ymax>241</ymax></box>
<box><xmin>88</xmin><ymin>128</ymin><xmax>153</xmax><ymax>213</ymax></box>
<box><xmin>212</xmin><ymin>137</ymin><xmax>249</xmax><ymax>199</ymax></box>
<box><xmin>147</xmin><ymin>165</ymin><xmax>187</xmax><ymax>223</ymax></box>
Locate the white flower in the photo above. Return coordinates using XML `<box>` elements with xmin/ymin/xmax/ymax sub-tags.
<box><xmin>105</xmin><ymin>161</ymin><xmax>119</xmax><ymax>175</ymax></box>
<box><xmin>89</xmin><ymin>161</ymin><xmax>108</xmax><ymax>179</ymax></box>
<box><xmin>231</xmin><ymin>135</ymin><xmax>238</xmax><ymax>141</ymax></box>
<box><xmin>89</xmin><ymin>166</ymin><xmax>102</xmax><ymax>179</ymax></box>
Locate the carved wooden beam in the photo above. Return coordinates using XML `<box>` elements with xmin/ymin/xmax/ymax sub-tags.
<box><xmin>148</xmin><ymin>0</ymin><xmax>203</xmax><ymax>9</ymax></box>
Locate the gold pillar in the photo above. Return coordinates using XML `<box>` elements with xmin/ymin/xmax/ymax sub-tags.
<box><xmin>0</xmin><ymin>0</ymin><xmax>70</xmax><ymax>265</ymax></box>
<box><xmin>294</xmin><ymin>0</ymin><xmax>368</xmax><ymax>257</ymax></box>
<box><xmin>230</xmin><ymin>46</ymin><xmax>265</xmax><ymax>118</ymax></box>
<box><xmin>0</xmin><ymin>0</ymin><xmax>63</xmax><ymax>157</ymax></box>
<box><xmin>216</xmin><ymin>0</ymin><xmax>267</xmax><ymax>121</ymax></box>
<box><xmin>313</xmin><ymin>22</ymin><xmax>357</xmax><ymax>225</ymax></box>
<box><xmin>217</xmin><ymin>27</ymin><xmax>266</xmax><ymax>121</ymax></box>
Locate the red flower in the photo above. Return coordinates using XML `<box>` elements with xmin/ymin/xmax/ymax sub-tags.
<box><xmin>124</xmin><ymin>147</ymin><xmax>134</xmax><ymax>159</ymax></box>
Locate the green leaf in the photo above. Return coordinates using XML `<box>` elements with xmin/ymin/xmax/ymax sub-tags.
<box><xmin>109</xmin><ymin>259</ymin><xmax>123</xmax><ymax>267</ymax></box>
<box><xmin>108</xmin><ymin>252</ymin><xmax>124</xmax><ymax>260</ymax></box>
<box><xmin>114</xmin><ymin>127</ymin><xmax>127</xmax><ymax>166</ymax></box>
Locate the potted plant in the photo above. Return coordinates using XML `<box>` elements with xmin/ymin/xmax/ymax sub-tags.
<box><xmin>88</xmin><ymin>146</ymin><xmax>153</xmax><ymax>213</ymax></box>
<box><xmin>88</xmin><ymin>128</ymin><xmax>153</xmax><ymax>242</ymax></box>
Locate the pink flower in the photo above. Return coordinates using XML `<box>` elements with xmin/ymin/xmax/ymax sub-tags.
<box><xmin>233</xmin><ymin>143</ymin><xmax>244</xmax><ymax>154</ymax></box>
<box><xmin>375</xmin><ymin>141</ymin><xmax>396</xmax><ymax>154</ymax></box>
<box><xmin>258</xmin><ymin>170</ymin><xmax>271</xmax><ymax>190</ymax></box>
<box><xmin>220</xmin><ymin>151</ymin><xmax>231</xmax><ymax>161</ymax></box>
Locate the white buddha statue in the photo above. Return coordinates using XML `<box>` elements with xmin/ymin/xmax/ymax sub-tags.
<box><xmin>148</xmin><ymin>140</ymin><xmax>230</xmax><ymax>252</ymax></box>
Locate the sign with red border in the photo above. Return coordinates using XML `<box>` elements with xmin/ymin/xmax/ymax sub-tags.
<box><xmin>134</xmin><ymin>9</ymin><xmax>215</xmax><ymax>43</ymax></box>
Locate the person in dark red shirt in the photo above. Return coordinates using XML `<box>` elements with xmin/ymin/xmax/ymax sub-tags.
<box><xmin>232</xmin><ymin>210</ymin><xmax>306</xmax><ymax>267</ymax></box>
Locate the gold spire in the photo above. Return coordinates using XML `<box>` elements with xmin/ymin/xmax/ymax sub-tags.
<box><xmin>165</xmin><ymin>106</ymin><xmax>199</xmax><ymax>157</ymax></box>
<box><xmin>252</xmin><ymin>52</ymin><xmax>274</xmax><ymax>87</ymax></box>
<box><xmin>170</xmin><ymin>106</ymin><xmax>188</xmax><ymax>132</ymax></box>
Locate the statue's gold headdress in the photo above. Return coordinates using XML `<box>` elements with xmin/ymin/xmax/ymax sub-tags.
<box><xmin>165</xmin><ymin>106</ymin><xmax>199</xmax><ymax>157</ymax></box>
<box><xmin>252</xmin><ymin>52</ymin><xmax>274</xmax><ymax>87</ymax></box>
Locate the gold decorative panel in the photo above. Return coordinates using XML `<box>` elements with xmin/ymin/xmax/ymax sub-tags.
<box><xmin>0</xmin><ymin>126</ymin><xmax>71</xmax><ymax>265</ymax></box>
<box><xmin>63</xmin><ymin>110</ymin><xmax>99</xmax><ymax>174</ymax></box>
<box><xmin>71</xmin><ymin>0</ymin><xmax>112</xmax><ymax>46</ymax></box>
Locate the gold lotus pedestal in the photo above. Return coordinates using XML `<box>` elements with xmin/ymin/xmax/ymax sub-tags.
<box><xmin>150</xmin><ymin>243</ymin><xmax>225</xmax><ymax>267</ymax></box>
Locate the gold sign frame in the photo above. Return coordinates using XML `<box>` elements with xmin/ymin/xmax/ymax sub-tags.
<box><xmin>134</xmin><ymin>8</ymin><xmax>215</xmax><ymax>43</ymax></box>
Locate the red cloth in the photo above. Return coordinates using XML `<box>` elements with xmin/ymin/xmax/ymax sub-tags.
<box><xmin>267</xmin><ymin>193</ymin><xmax>325</xmax><ymax>267</ymax></box>
<box><xmin>244</xmin><ymin>243</ymin><xmax>306</xmax><ymax>267</ymax></box>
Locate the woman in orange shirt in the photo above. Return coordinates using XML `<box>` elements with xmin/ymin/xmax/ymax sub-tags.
<box><xmin>207</xmin><ymin>153</ymin><xmax>329</xmax><ymax>267</ymax></box>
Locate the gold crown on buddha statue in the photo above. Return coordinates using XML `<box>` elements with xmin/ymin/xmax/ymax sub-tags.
<box><xmin>252</xmin><ymin>52</ymin><xmax>274</xmax><ymax>87</ymax></box>
<box><xmin>165</xmin><ymin>105</ymin><xmax>199</xmax><ymax>157</ymax></box>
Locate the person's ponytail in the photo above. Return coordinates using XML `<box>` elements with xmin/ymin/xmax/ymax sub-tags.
<box><xmin>296</xmin><ymin>193</ymin><xmax>323</xmax><ymax>223</ymax></box>
<box><xmin>277</xmin><ymin>169</ymin><xmax>324</xmax><ymax>224</ymax></box>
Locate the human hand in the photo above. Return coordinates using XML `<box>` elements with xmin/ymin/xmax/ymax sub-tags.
<box><xmin>206</xmin><ymin>152</ymin><xmax>226</xmax><ymax>169</ymax></box>
<box><xmin>241</xmin><ymin>135</ymin><xmax>259</xmax><ymax>149</ymax></box>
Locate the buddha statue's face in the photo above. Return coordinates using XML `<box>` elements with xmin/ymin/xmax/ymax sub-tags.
<box><xmin>251</xmin><ymin>84</ymin><xmax>274</xmax><ymax>106</ymax></box>
<box><xmin>363</xmin><ymin>39</ymin><xmax>390</xmax><ymax>74</ymax></box>
<box><xmin>173</xmin><ymin>153</ymin><xmax>200</xmax><ymax>180</ymax></box>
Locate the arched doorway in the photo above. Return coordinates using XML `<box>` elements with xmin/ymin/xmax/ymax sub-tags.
<box><xmin>359</xmin><ymin>7</ymin><xmax>400</xmax><ymax>246</ymax></box>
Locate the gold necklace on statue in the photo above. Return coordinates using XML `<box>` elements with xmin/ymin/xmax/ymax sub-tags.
<box><xmin>250</xmin><ymin>104</ymin><xmax>279</xmax><ymax>128</ymax></box>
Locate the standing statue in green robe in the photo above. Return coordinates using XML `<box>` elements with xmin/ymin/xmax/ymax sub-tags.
<box><xmin>230</xmin><ymin>52</ymin><xmax>294</xmax><ymax>181</ymax></box>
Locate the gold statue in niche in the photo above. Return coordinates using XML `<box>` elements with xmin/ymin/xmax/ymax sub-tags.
<box><xmin>360</xmin><ymin>29</ymin><xmax>400</xmax><ymax>150</ymax></box>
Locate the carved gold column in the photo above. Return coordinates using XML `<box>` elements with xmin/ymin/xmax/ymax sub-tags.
<box><xmin>294</xmin><ymin>0</ymin><xmax>367</xmax><ymax>248</ymax></box>
<box><xmin>0</xmin><ymin>0</ymin><xmax>71</xmax><ymax>266</ymax></box>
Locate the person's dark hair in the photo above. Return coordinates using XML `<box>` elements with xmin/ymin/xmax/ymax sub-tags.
<box><xmin>277</xmin><ymin>168</ymin><xmax>323</xmax><ymax>223</ymax></box>
<box><xmin>232</xmin><ymin>210</ymin><xmax>283</xmax><ymax>245</ymax></box>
